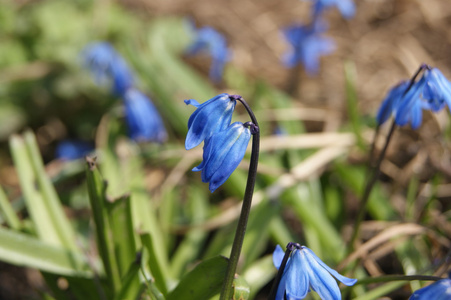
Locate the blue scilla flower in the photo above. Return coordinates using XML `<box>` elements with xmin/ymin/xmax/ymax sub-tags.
<box><xmin>82</xmin><ymin>42</ymin><xmax>134</xmax><ymax>96</ymax></box>
<box><xmin>282</xmin><ymin>20</ymin><xmax>335</xmax><ymax>75</ymax></box>
<box><xmin>192</xmin><ymin>122</ymin><xmax>251</xmax><ymax>192</ymax></box>
<box><xmin>306</xmin><ymin>0</ymin><xmax>356</xmax><ymax>19</ymax></box>
<box><xmin>56</xmin><ymin>140</ymin><xmax>94</xmax><ymax>161</ymax></box>
<box><xmin>185</xmin><ymin>93</ymin><xmax>237</xmax><ymax>150</ymax></box>
<box><xmin>376</xmin><ymin>81</ymin><xmax>410</xmax><ymax>126</ymax></box>
<box><xmin>409</xmin><ymin>277</ymin><xmax>451</xmax><ymax>300</ymax></box>
<box><xmin>273</xmin><ymin>244</ymin><xmax>357</xmax><ymax>300</ymax></box>
<box><xmin>185</xmin><ymin>22</ymin><xmax>231</xmax><ymax>82</ymax></box>
<box><xmin>123</xmin><ymin>88</ymin><xmax>167</xmax><ymax>143</ymax></box>
<box><xmin>393</xmin><ymin>67</ymin><xmax>451</xmax><ymax>129</ymax></box>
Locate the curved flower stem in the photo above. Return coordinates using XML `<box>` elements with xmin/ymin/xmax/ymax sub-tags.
<box><xmin>348</xmin><ymin>119</ymin><xmax>396</xmax><ymax>252</ymax></box>
<box><xmin>354</xmin><ymin>274</ymin><xmax>443</xmax><ymax>285</ymax></box>
<box><xmin>268</xmin><ymin>243</ymin><xmax>296</xmax><ymax>300</ymax></box>
<box><xmin>220</xmin><ymin>96</ymin><xmax>260</xmax><ymax>300</ymax></box>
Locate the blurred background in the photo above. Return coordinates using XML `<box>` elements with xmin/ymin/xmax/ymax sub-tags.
<box><xmin>1</xmin><ymin>0</ymin><xmax>451</xmax><ymax>299</ymax></box>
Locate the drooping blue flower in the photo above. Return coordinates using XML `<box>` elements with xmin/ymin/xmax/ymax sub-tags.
<box><xmin>393</xmin><ymin>67</ymin><xmax>451</xmax><ymax>129</ymax></box>
<box><xmin>306</xmin><ymin>0</ymin><xmax>356</xmax><ymax>19</ymax></box>
<box><xmin>409</xmin><ymin>277</ymin><xmax>451</xmax><ymax>300</ymax></box>
<box><xmin>272</xmin><ymin>244</ymin><xmax>357</xmax><ymax>300</ymax></box>
<box><xmin>185</xmin><ymin>22</ymin><xmax>231</xmax><ymax>82</ymax></box>
<box><xmin>376</xmin><ymin>81</ymin><xmax>410</xmax><ymax>126</ymax></box>
<box><xmin>193</xmin><ymin>122</ymin><xmax>251</xmax><ymax>192</ymax></box>
<box><xmin>282</xmin><ymin>20</ymin><xmax>335</xmax><ymax>75</ymax></box>
<box><xmin>82</xmin><ymin>42</ymin><xmax>134</xmax><ymax>96</ymax></box>
<box><xmin>56</xmin><ymin>140</ymin><xmax>94</xmax><ymax>161</ymax></box>
<box><xmin>123</xmin><ymin>88</ymin><xmax>167</xmax><ymax>143</ymax></box>
<box><xmin>184</xmin><ymin>93</ymin><xmax>237</xmax><ymax>150</ymax></box>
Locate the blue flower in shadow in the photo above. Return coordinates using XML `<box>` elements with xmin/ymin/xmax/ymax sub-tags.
<box><xmin>410</xmin><ymin>276</ymin><xmax>451</xmax><ymax>300</ymax></box>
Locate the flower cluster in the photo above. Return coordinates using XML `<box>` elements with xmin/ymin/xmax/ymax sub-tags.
<box><xmin>185</xmin><ymin>94</ymin><xmax>255</xmax><ymax>192</ymax></box>
<box><xmin>272</xmin><ymin>243</ymin><xmax>357</xmax><ymax>300</ymax></box>
<box><xmin>282</xmin><ymin>0</ymin><xmax>355</xmax><ymax>75</ymax></box>
<box><xmin>83</xmin><ymin>42</ymin><xmax>167</xmax><ymax>143</ymax></box>
<box><xmin>376</xmin><ymin>65</ymin><xmax>451</xmax><ymax>129</ymax></box>
<box><xmin>185</xmin><ymin>22</ymin><xmax>231</xmax><ymax>82</ymax></box>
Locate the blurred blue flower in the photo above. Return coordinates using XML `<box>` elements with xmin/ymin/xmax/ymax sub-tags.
<box><xmin>56</xmin><ymin>140</ymin><xmax>94</xmax><ymax>161</ymax></box>
<box><xmin>82</xmin><ymin>42</ymin><xmax>134</xmax><ymax>96</ymax></box>
<box><xmin>393</xmin><ymin>67</ymin><xmax>451</xmax><ymax>129</ymax></box>
<box><xmin>282</xmin><ymin>20</ymin><xmax>335</xmax><ymax>75</ymax></box>
<box><xmin>273</xmin><ymin>244</ymin><xmax>357</xmax><ymax>300</ymax></box>
<box><xmin>185</xmin><ymin>23</ymin><xmax>231</xmax><ymax>82</ymax></box>
<box><xmin>409</xmin><ymin>277</ymin><xmax>451</xmax><ymax>300</ymax></box>
<box><xmin>307</xmin><ymin>0</ymin><xmax>356</xmax><ymax>19</ymax></box>
<box><xmin>193</xmin><ymin>122</ymin><xmax>251</xmax><ymax>192</ymax></box>
<box><xmin>184</xmin><ymin>93</ymin><xmax>237</xmax><ymax>150</ymax></box>
<box><xmin>376</xmin><ymin>81</ymin><xmax>410</xmax><ymax>126</ymax></box>
<box><xmin>123</xmin><ymin>88</ymin><xmax>167</xmax><ymax>143</ymax></box>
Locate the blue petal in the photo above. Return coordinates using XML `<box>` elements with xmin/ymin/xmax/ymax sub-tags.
<box><xmin>376</xmin><ymin>81</ymin><xmax>409</xmax><ymax>125</ymax></box>
<box><xmin>185</xmin><ymin>93</ymin><xmax>236</xmax><ymax>150</ymax></box>
<box><xmin>285</xmin><ymin>249</ymin><xmax>309</xmax><ymax>299</ymax></box>
<box><xmin>304</xmin><ymin>247</ymin><xmax>357</xmax><ymax>287</ymax></box>
<box><xmin>410</xmin><ymin>278</ymin><xmax>451</xmax><ymax>300</ymax></box>
<box><xmin>395</xmin><ymin>79</ymin><xmax>425</xmax><ymax>127</ymax></box>
<box><xmin>184</xmin><ymin>99</ymin><xmax>201</xmax><ymax>107</ymax></box>
<box><xmin>203</xmin><ymin>123</ymin><xmax>251</xmax><ymax>192</ymax></box>
<box><xmin>273</xmin><ymin>245</ymin><xmax>285</xmax><ymax>270</ymax></box>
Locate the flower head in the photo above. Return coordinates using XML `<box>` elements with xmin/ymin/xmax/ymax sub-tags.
<box><xmin>273</xmin><ymin>244</ymin><xmax>357</xmax><ymax>300</ymax></box>
<box><xmin>123</xmin><ymin>88</ymin><xmax>167</xmax><ymax>143</ymax></box>
<box><xmin>193</xmin><ymin>122</ymin><xmax>251</xmax><ymax>192</ymax></box>
<box><xmin>82</xmin><ymin>42</ymin><xmax>134</xmax><ymax>96</ymax></box>
<box><xmin>409</xmin><ymin>277</ymin><xmax>451</xmax><ymax>300</ymax></box>
<box><xmin>56</xmin><ymin>140</ymin><xmax>94</xmax><ymax>161</ymax></box>
<box><xmin>306</xmin><ymin>0</ymin><xmax>356</xmax><ymax>19</ymax></box>
<box><xmin>376</xmin><ymin>81</ymin><xmax>410</xmax><ymax>126</ymax></box>
<box><xmin>185</xmin><ymin>23</ymin><xmax>231</xmax><ymax>82</ymax></box>
<box><xmin>282</xmin><ymin>20</ymin><xmax>335</xmax><ymax>75</ymax></box>
<box><xmin>185</xmin><ymin>93</ymin><xmax>237</xmax><ymax>150</ymax></box>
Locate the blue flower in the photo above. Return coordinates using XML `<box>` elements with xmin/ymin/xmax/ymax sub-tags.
<box><xmin>376</xmin><ymin>81</ymin><xmax>410</xmax><ymax>126</ymax></box>
<box><xmin>82</xmin><ymin>42</ymin><xmax>134</xmax><ymax>96</ymax></box>
<box><xmin>185</xmin><ymin>93</ymin><xmax>237</xmax><ymax>150</ymax></box>
<box><xmin>123</xmin><ymin>88</ymin><xmax>167</xmax><ymax>143</ymax></box>
<box><xmin>193</xmin><ymin>122</ymin><xmax>251</xmax><ymax>192</ymax></box>
<box><xmin>282</xmin><ymin>20</ymin><xmax>335</xmax><ymax>75</ymax></box>
<box><xmin>393</xmin><ymin>67</ymin><xmax>451</xmax><ymax>129</ymax></box>
<box><xmin>185</xmin><ymin>23</ymin><xmax>231</xmax><ymax>82</ymax></box>
<box><xmin>306</xmin><ymin>0</ymin><xmax>356</xmax><ymax>19</ymax></box>
<box><xmin>409</xmin><ymin>277</ymin><xmax>451</xmax><ymax>300</ymax></box>
<box><xmin>56</xmin><ymin>140</ymin><xmax>94</xmax><ymax>161</ymax></box>
<box><xmin>272</xmin><ymin>244</ymin><xmax>357</xmax><ymax>300</ymax></box>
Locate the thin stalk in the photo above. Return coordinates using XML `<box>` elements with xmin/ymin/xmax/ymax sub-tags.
<box><xmin>348</xmin><ymin>119</ymin><xmax>396</xmax><ymax>252</ymax></box>
<box><xmin>348</xmin><ymin>64</ymin><xmax>427</xmax><ymax>253</ymax></box>
<box><xmin>354</xmin><ymin>274</ymin><xmax>443</xmax><ymax>285</ymax></box>
<box><xmin>268</xmin><ymin>243</ymin><xmax>296</xmax><ymax>300</ymax></box>
<box><xmin>220</xmin><ymin>96</ymin><xmax>260</xmax><ymax>300</ymax></box>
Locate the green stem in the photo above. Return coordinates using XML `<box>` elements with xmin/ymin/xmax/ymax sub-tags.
<box><xmin>220</xmin><ymin>97</ymin><xmax>260</xmax><ymax>300</ymax></box>
<box><xmin>354</xmin><ymin>274</ymin><xmax>443</xmax><ymax>285</ymax></box>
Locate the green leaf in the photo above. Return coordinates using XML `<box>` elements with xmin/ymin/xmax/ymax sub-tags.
<box><xmin>232</xmin><ymin>275</ymin><xmax>250</xmax><ymax>300</ymax></box>
<box><xmin>85</xmin><ymin>157</ymin><xmax>121</xmax><ymax>293</ymax></box>
<box><xmin>0</xmin><ymin>186</ymin><xmax>21</xmax><ymax>230</ymax></box>
<box><xmin>0</xmin><ymin>226</ymin><xmax>91</xmax><ymax>276</ymax></box>
<box><xmin>114</xmin><ymin>259</ymin><xmax>143</xmax><ymax>300</ymax></box>
<box><xmin>167</xmin><ymin>256</ymin><xmax>229</xmax><ymax>300</ymax></box>
<box><xmin>9</xmin><ymin>134</ymin><xmax>61</xmax><ymax>245</ymax></box>
<box><xmin>23</xmin><ymin>130</ymin><xmax>78</xmax><ymax>250</ymax></box>
<box><xmin>140</xmin><ymin>233</ymin><xmax>169</xmax><ymax>296</ymax></box>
